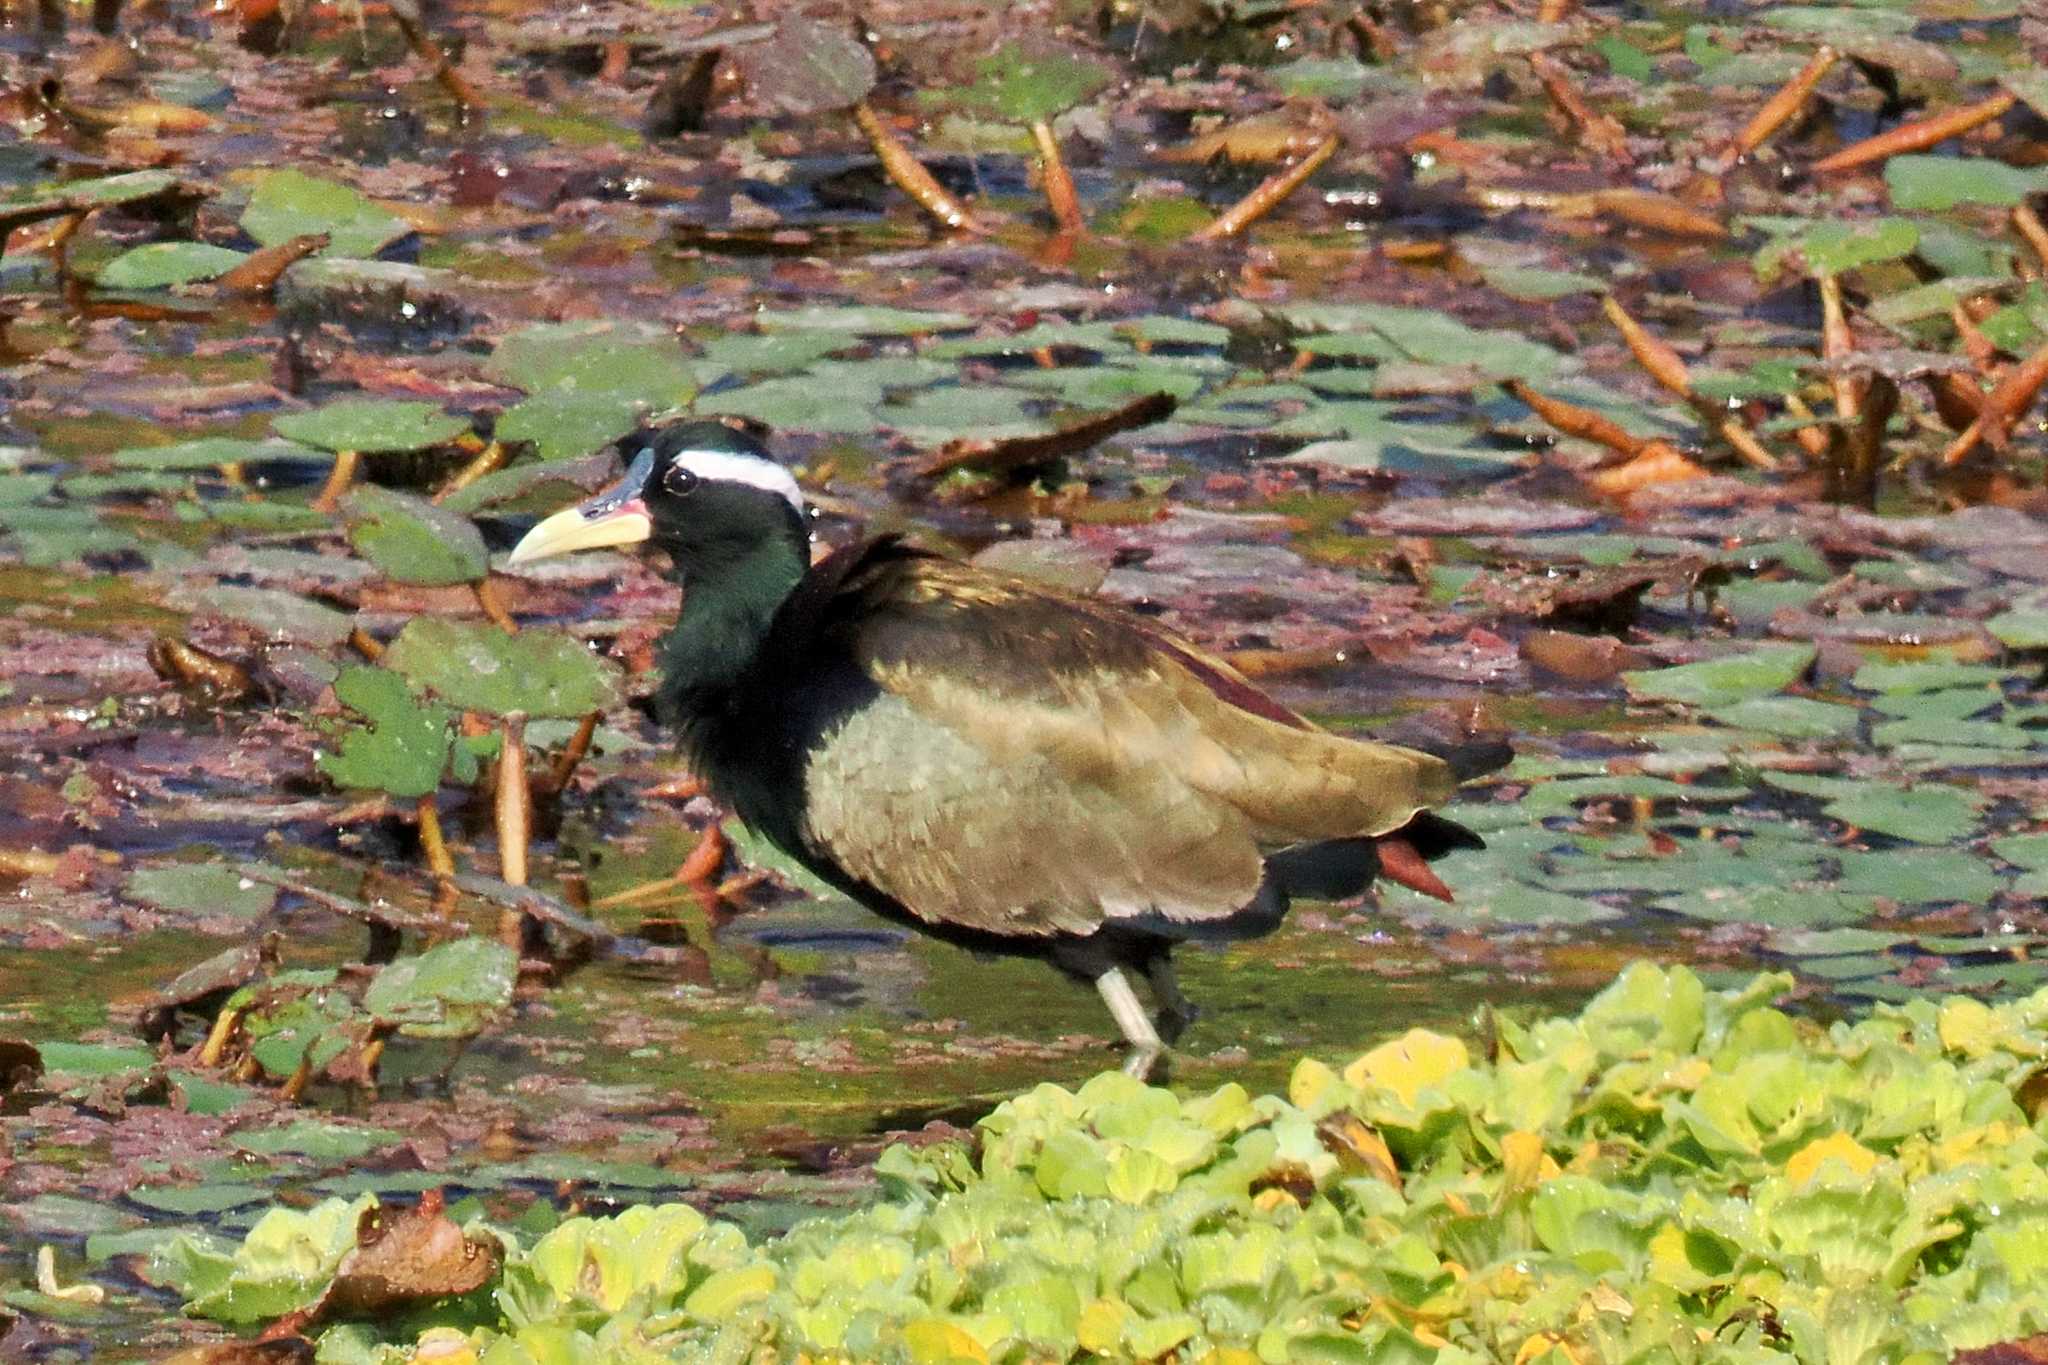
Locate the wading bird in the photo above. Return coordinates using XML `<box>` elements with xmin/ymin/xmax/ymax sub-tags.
<box><xmin>510</xmin><ymin>422</ymin><xmax>1488</xmax><ymax>1077</ymax></box>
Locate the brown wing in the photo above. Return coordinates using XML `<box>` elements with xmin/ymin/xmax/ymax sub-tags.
<box><xmin>797</xmin><ymin>554</ymin><xmax>1457</xmax><ymax>938</ymax></box>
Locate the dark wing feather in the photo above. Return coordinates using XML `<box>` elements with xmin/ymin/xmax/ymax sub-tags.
<box><xmin>791</xmin><ymin>545</ymin><xmax>1458</xmax><ymax>938</ymax></box>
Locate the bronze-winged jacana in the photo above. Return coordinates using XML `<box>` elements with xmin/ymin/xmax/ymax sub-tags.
<box><xmin>510</xmin><ymin>421</ymin><xmax>1490</xmax><ymax>1077</ymax></box>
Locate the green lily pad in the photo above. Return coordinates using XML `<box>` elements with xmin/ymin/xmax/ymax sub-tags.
<box><xmin>1480</xmin><ymin>265</ymin><xmax>1607</xmax><ymax>301</ymax></box>
<box><xmin>757</xmin><ymin>305</ymin><xmax>974</xmax><ymax>335</ymax></box>
<box><xmin>1852</xmin><ymin>660</ymin><xmax>2013</xmax><ymax>693</ymax></box>
<box><xmin>234</xmin><ymin>1121</ymin><xmax>401</xmax><ymax>1161</ymax></box>
<box><xmin>1834</xmin><ymin>849</ymin><xmax>2005</xmax><ymax>903</ymax></box>
<box><xmin>1655</xmin><ymin>885</ymin><xmax>1879</xmax><ymax>927</ymax></box>
<box><xmin>696</xmin><ymin>378</ymin><xmax>878</xmax><ymax>434</ymax></box>
<box><xmin>189</xmin><ymin>585</ymin><xmax>354</xmax><ymax>646</ymax></box>
<box><xmin>319</xmin><ymin>665</ymin><xmax>457</xmax><ymax>800</ymax></box>
<box><xmin>128</xmin><ymin>1184</ymin><xmax>271</xmax><ymax>1216</ymax></box>
<box><xmin>362</xmin><ymin>937</ymin><xmax>517</xmax><ymax>1039</ymax></box>
<box><xmin>382</xmin><ymin>618</ymin><xmax>621</xmax><ymax>719</ymax></box>
<box><xmin>125</xmin><ymin>864</ymin><xmax>278</xmax><ymax>919</ymax></box>
<box><xmin>1704</xmin><ymin>696</ymin><xmax>1861</xmax><ymax>739</ymax></box>
<box><xmin>485</xmin><ymin>321</ymin><xmax>700</xmax><ymax>408</ymax></box>
<box><xmin>961</xmin><ymin>40</ymin><xmax>1115</xmax><ymax>123</ymax></box>
<box><xmin>696</xmin><ymin>331</ymin><xmax>853</xmax><ymax>374</ymax></box>
<box><xmin>1987</xmin><ymin>610</ymin><xmax>2048</xmax><ymax>649</ymax></box>
<box><xmin>242</xmin><ymin>169</ymin><xmax>409</xmax><ymax>258</ymax></box>
<box><xmin>342</xmin><ymin>485</ymin><xmax>488</xmax><ymax>587</ymax></box>
<box><xmin>97</xmin><ymin>242</ymin><xmax>249</xmax><ymax>290</ymax></box>
<box><xmin>1885</xmin><ymin>156</ymin><xmax>2048</xmax><ymax>212</ymax></box>
<box><xmin>273</xmin><ymin>400</ymin><xmax>469</xmax><ymax>454</ymax></box>
<box><xmin>494</xmin><ymin>394</ymin><xmax>649</xmax><ymax>463</ymax></box>
<box><xmin>1820</xmin><ymin>783</ymin><xmax>1984</xmax><ymax>843</ymax></box>
<box><xmin>1623</xmin><ymin>644</ymin><xmax>1817</xmax><ymax>705</ymax></box>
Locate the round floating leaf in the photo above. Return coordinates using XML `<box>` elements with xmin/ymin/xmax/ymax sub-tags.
<box><xmin>362</xmin><ymin>937</ymin><xmax>517</xmax><ymax>1038</ymax></box>
<box><xmin>1885</xmin><ymin>156</ymin><xmax>2048</xmax><ymax>211</ymax></box>
<box><xmin>1481</xmin><ymin>265</ymin><xmax>1606</xmax><ymax>301</ymax></box>
<box><xmin>242</xmin><ymin>169</ymin><xmax>410</xmax><ymax>258</ymax></box>
<box><xmin>1834</xmin><ymin>850</ymin><xmax>2005</xmax><ymax>904</ymax></box>
<box><xmin>1</xmin><ymin>169</ymin><xmax>179</xmax><ymax>212</ymax></box>
<box><xmin>125</xmin><ymin>864</ymin><xmax>279</xmax><ymax>919</ymax></box>
<box><xmin>1624</xmin><ymin>644</ymin><xmax>1817</xmax><ymax>705</ymax></box>
<box><xmin>1704</xmin><ymin>697</ymin><xmax>1862</xmax><ymax>739</ymax></box>
<box><xmin>273</xmin><ymin>400</ymin><xmax>469</xmax><ymax>454</ymax></box>
<box><xmin>1821</xmin><ymin>783</ymin><xmax>1983</xmax><ymax>844</ymax></box>
<box><xmin>341</xmin><ymin>485</ymin><xmax>488</xmax><ymax>587</ymax></box>
<box><xmin>383</xmin><ymin>618</ymin><xmax>621</xmax><ymax>718</ymax></box>
<box><xmin>97</xmin><ymin>242</ymin><xmax>249</xmax><ymax>290</ymax></box>
<box><xmin>484</xmin><ymin>321</ymin><xmax>699</xmax><ymax>407</ymax></box>
<box><xmin>737</xmin><ymin>17</ymin><xmax>877</xmax><ymax>117</ymax></box>
<box><xmin>962</xmin><ymin>40</ymin><xmax>1115</xmax><ymax>123</ymax></box>
<box><xmin>757</xmin><ymin>305</ymin><xmax>973</xmax><ymax>335</ymax></box>
<box><xmin>494</xmin><ymin>394</ymin><xmax>647</xmax><ymax>464</ymax></box>
<box><xmin>696</xmin><ymin>378</ymin><xmax>878</xmax><ymax>434</ymax></box>
<box><xmin>318</xmin><ymin>665</ymin><xmax>455</xmax><ymax>800</ymax></box>
<box><xmin>1987</xmin><ymin>610</ymin><xmax>2048</xmax><ymax>649</ymax></box>
<box><xmin>188</xmin><ymin>585</ymin><xmax>354</xmax><ymax>646</ymax></box>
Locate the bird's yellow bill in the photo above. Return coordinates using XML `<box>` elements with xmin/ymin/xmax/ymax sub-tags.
<box><xmin>506</xmin><ymin>451</ymin><xmax>657</xmax><ymax>565</ymax></box>
<box><xmin>506</xmin><ymin>502</ymin><xmax>651</xmax><ymax>565</ymax></box>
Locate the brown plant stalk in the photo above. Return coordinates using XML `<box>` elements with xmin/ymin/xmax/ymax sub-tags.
<box><xmin>1726</xmin><ymin>45</ymin><xmax>1837</xmax><ymax>160</ymax></box>
<box><xmin>1030</xmin><ymin>120</ymin><xmax>1084</xmax><ymax>234</ymax></box>
<box><xmin>1528</xmin><ymin>51</ymin><xmax>1629</xmax><ymax>162</ymax></box>
<box><xmin>852</xmin><ymin>99</ymin><xmax>978</xmax><ymax>232</ymax></box>
<box><xmin>1940</xmin><ymin>337</ymin><xmax>2048</xmax><ymax>465</ymax></box>
<box><xmin>1603</xmin><ymin>297</ymin><xmax>1780</xmax><ymax>470</ymax></box>
<box><xmin>1191</xmin><ymin>133</ymin><xmax>1340</xmax><ymax>242</ymax></box>
<box><xmin>1811</xmin><ymin>91</ymin><xmax>2015</xmax><ymax>174</ymax></box>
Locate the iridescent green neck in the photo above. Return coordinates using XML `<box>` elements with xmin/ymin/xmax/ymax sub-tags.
<box><xmin>654</xmin><ymin>533</ymin><xmax>808</xmax><ymax>720</ymax></box>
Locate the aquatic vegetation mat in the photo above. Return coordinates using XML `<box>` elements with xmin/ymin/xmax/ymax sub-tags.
<box><xmin>129</xmin><ymin>964</ymin><xmax>2048</xmax><ymax>1363</ymax></box>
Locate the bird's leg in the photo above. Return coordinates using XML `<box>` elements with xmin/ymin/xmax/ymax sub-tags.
<box><xmin>1144</xmin><ymin>955</ymin><xmax>1200</xmax><ymax>1045</ymax></box>
<box><xmin>1095</xmin><ymin>967</ymin><xmax>1164</xmax><ymax>1081</ymax></box>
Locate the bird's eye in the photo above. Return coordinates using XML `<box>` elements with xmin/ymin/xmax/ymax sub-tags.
<box><xmin>662</xmin><ymin>465</ymin><xmax>701</xmax><ymax>497</ymax></box>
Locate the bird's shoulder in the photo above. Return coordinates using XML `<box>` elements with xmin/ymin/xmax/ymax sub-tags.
<box><xmin>780</xmin><ymin>536</ymin><xmax>1309</xmax><ymax>729</ymax></box>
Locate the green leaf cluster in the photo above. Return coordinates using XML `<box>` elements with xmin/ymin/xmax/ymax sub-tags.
<box><xmin>156</xmin><ymin>965</ymin><xmax>2048</xmax><ymax>1363</ymax></box>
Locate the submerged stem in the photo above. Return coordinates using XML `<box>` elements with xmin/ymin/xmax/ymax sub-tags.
<box><xmin>311</xmin><ymin>449</ymin><xmax>360</xmax><ymax>514</ymax></box>
<box><xmin>417</xmin><ymin>793</ymin><xmax>454</xmax><ymax>878</ymax></box>
<box><xmin>1030</xmin><ymin>119</ymin><xmax>1083</xmax><ymax>234</ymax></box>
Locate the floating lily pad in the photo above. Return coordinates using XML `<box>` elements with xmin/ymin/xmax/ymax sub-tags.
<box><xmin>696</xmin><ymin>378</ymin><xmax>878</xmax><ymax>434</ymax></box>
<box><xmin>125</xmin><ymin>864</ymin><xmax>278</xmax><ymax>919</ymax></box>
<box><xmin>485</xmin><ymin>321</ymin><xmax>700</xmax><ymax>408</ymax></box>
<box><xmin>242</xmin><ymin>170</ymin><xmax>410</xmax><ymax>258</ymax></box>
<box><xmin>188</xmin><ymin>585</ymin><xmax>353</xmax><ymax>646</ymax></box>
<box><xmin>97</xmin><ymin>242</ymin><xmax>249</xmax><ymax>290</ymax></box>
<box><xmin>1655</xmin><ymin>885</ymin><xmax>1879</xmax><ymax>927</ymax></box>
<box><xmin>758</xmin><ymin>305</ymin><xmax>973</xmax><ymax>335</ymax></box>
<box><xmin>1625</xmin><ymin>645</ymin><xmax>1817</xmax><ymax>706</ymax></box>
<box><xmin>1820</xmin><ymin>783</ymin><xmax>1985</xmax><ymax>844</ymax></box>
<box><xmin>1703</xmin><ymin>696</ymin><xmax>1861</xmax><ymax>739</ymax></box>
<box><xmin>383</xmin><ymin>618</ymin><xmax>621</xmax><ymax>719</ymax></box>
<box><xmin>342</xmin><ymin>485</ymin><xmax>488</xmax><ymax>587</ymax></box>
<box><xmin>1834</xmin><ymin>849</ymin><xmax>2005</xmax><ymax>903</ymax></box>
<box><xmin>274</xmin><ymin>400</ymin><xmax>469</xmax><ymax>454</ymax></box>
<box><xmin>493</xmin><ymin>393</ymin><xmax>646</xmax><ymax>464</ymax></box>
<box><xmin>1986</xmin><ymin>610</ymin><xmax>2048</xmax><ymax>649</ymax></box>
<box><xmin>1885</xmin><ymin>156</ymin><xmax>2048</xmax><ymax>212</ymax></box>
<box><xmin>961</xmin><ymin>40</ymin><xmax>1116</xmax><ymax>123</ymax></box>
<box><xmin>737</xmin><ymin>16</ymin><xmax>877</xmax><ymax>116</ymax></box>
<box><xmin>363</xmin><ymin>937</ymin><xmax>517</xmax><ymax>1039</ymax></box>
<box><xmin>319</xmin><ymin>666</ymin><xmax>458</xmax><ymax>800</ymax></box>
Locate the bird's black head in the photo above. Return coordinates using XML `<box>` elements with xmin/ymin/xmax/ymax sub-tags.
<box><xmin>508</xmin><ymin>421</ymin><xmax>809</xmax><ymax>577</ymax></box>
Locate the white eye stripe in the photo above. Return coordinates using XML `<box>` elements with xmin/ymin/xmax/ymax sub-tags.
<box><xmin>660</xmin><ymin>446</ymin><xmax>806</xmax><ymax>515</ymax></box>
